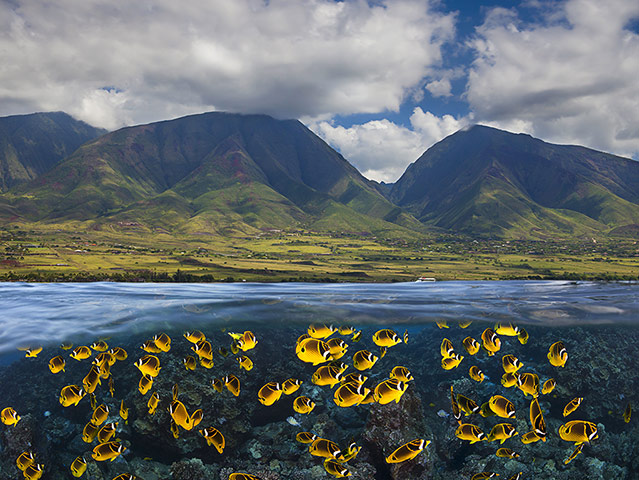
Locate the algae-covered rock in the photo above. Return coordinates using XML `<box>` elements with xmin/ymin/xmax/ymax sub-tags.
<box><xmin>84</xmin><ymin>459</ymin><xmax>106</xmax><ymax>480</ymax></box>
<box><xmin>363</xmin><ymin>387</ymin><xmax>434</xmax><ymax>480</ymax></box>
<box><xmin>170</xmin><ymin>457</ymin><xmax>207</xmax><ymax>480</ymax></box>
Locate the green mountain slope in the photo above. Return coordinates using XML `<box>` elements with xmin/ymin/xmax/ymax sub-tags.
<box><xmin>6</xmin><ymin>114</ymin><xmax>636</xmax><ymax>241</ymax></box>
<box><xmin>389</xmin><ymin>125</ymin><xmax>639</xmax><ymax>238</ymax></box>
<box><xmin>0</xmin><ymin>112</ymin><xmax>106</xmax><ymax>192</ymax></box>
<box><xmin>3</xmin><ymin>112</ymin><xmax>420</xmax><ymax>236</ymax></box>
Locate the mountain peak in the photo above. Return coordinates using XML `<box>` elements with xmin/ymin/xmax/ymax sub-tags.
<box><xmin>0</xmin><ymin>112</ymin><xmax>106</xmax><ymax>191</ymax></box>
<box><xmin>449</xmin><ymin>123</ymin><xmax>535</xmax><ymax>142</ymax></box>
<box><xmin>389</xmin><ymin>125</ymin><xmax>639</xmax><ymax>238</ymax></box>
<box><xmin>2</xmin><ymin>110</ymin><xmax>417</xmax><ymax>235</ymax></box>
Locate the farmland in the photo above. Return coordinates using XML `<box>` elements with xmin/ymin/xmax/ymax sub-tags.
<box><xmin>2</xmin><ymin>223</ymin><xmax>638</xmax><ymax>282</ymax></box>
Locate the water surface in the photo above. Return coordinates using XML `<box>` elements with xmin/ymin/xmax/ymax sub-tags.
<box><xmin>1</xmin><ymin>280</ymin><xmax>638</xmax><ymax>354</ymax></box>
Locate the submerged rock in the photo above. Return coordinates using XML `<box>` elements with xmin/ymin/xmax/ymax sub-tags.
<box><xmin>363</xmin><ymin>387</ymin><xmax>434</xmax><ymax>480</ymax></box>
<box><xmin>170</xmin><ymin>457</ymin><xmax>208</xmax><ymax>480</ymax></box>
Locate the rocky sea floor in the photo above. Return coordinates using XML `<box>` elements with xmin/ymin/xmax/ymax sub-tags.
<box><xmin>0</xmin><ymin>322</ymin><xmax>638</xmax><ymax>480</ymax></box>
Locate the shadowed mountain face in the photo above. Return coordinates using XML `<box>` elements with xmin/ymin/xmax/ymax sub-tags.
<box><xmin>389</xmin><ymin>125</ymin><xmax>639</xmax><ymax>238</ymax></box>
<box><xmin>3</xmin><ymin>112</ymin><xmax>418</xmax><ymax>235</ymax></box>
<box><xmin>0</xmin><ymin>112</ymin><xmax>106</xmax><ymax>191</ymax></box>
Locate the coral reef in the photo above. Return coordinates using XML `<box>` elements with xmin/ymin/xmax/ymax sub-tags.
<box><xmin>0</xmin><ymin>322</ymin><xmax>638</xmax><ymax>480</ymax></box>
<box><xmin>170</xmin><ymin>458</ymin><xmax>209</xmax><ymax>480</ymax></box>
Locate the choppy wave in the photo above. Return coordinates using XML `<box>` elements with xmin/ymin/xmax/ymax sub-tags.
<box><xmin>0</xmin><ymin>280</ymin><xmax>638</xmax><ymax>354</ymax></box>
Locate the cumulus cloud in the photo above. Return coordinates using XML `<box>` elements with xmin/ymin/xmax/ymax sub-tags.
<box><xmin>0</xmin><ymin>0</ymin><xmax>454</xmax><ymax>130</ymax></box>
<box><xmin>425</xmin><ymin>78</ymin><xmax>452</xmax><ymax>98</ymax></box>
<box><xmin>313</xmin><ymin>108</ymin><xmax>466</xmax><ymax>183</ymax></box>
<box><xmin>466</xmin><ymin>0</ymin><xmax>639</xmax><ymax>158</ymax></box>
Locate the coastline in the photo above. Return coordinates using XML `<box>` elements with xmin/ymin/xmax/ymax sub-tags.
<box><xmin>1</xmin><ymin>270</ymin><xmax>637</xmax><ymax>283</ymax></box>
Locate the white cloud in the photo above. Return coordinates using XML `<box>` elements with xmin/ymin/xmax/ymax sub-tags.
<box><xmin>314</xmin><ymin>118</ymin><xmax>424</xmax><ymax>183</ymax></box>
<box><xmin>409</xmin><ymin>108</ymin><xmax>464</xmax><ymax>142</ymax></box>
<box><xmin>466</xmin><ymin>0</ymin><xmax>639</xmax><ymax>158</ymax></box>
<box><xmin>76</xmin><ymin>89</ymin><xmax>131</xmax><ymax>131</ymax></box>
<box><xmin>0</xmin><ymin>0</ymin><xmax>455</xmax><ymax>130</ymax></box>
<box><xmin>313</xmin><ymin>108</ymin><xmax>466</xmax><ymax>183</ymax></box>
<box><xmin>425</xmin><ymin>78</ymin><xmax>452</xmax><ymax>98</ymax></box>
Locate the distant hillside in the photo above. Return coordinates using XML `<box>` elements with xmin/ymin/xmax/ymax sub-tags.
<box><xmin>2</xmin><ymin>112</ymin><xmax>420</xmax><ymax>236</ymax></box>
<box><xmin>0</xmin><ymin>112</ymin><xmax>106</xmax><ymax>191</ymax></box>
<box><xmin>389</xmin><ymin>125</ymin><xmax>639</xmax><ymax>238</ymax></box>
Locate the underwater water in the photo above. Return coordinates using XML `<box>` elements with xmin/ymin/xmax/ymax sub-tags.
<box><xmin>0</xmin><ymin>280</ymin><xmax>637</xmax><ymax>480</ymax></box>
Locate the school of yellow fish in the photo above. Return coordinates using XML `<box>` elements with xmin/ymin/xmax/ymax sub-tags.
<box><xmin>4</xmin><ymin>325</ymin><xmax>430</xmax><ymax>480</ymax></box>
<box><xmin>3</xmin><ymin>320</ymin><xmax>632</xmax><ymax>480</ymax></box>
<box><xmin>287</xmin><ymin>325</ymin><xmax>430</xmax><ymax>477</ymax></box>
<box><xmin>436</xmin><ymin>319</ymin><xmax>622</xmax><ymax>479</ymax></box>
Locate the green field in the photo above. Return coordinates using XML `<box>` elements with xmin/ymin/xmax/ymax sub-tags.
<box><xmin>2</xmin><ymin>222</ymin><xmax>638</xmax><ymax>282</ymax></box>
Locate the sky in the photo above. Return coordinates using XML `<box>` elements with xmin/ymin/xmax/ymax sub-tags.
<box><xmin>1</xmin><ymin>0</ymin><xmax>638</xmax><ymax>183</ymax></box>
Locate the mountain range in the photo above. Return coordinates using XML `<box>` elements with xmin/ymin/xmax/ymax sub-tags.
<box><xmin>1</xmin><ymin>111</ymin><xmax>639</xmax><ymax>239</ymax></box>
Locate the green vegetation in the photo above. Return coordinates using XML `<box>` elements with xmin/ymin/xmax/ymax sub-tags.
<box><xmin>2</xmin><ymin>224</ymin><xmax>638</xmax><ymax>282</ymax></box>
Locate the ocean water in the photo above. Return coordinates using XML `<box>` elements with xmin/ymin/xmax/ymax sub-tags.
<box><xmin>0</xmin><ymin>281</ymin><xmax>637</xmax><ymax>480</ymax></box>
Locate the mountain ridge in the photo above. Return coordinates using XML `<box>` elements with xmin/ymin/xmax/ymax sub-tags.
<box><xmin>0</xmin><ymin>111</ymin><xmax>106</xmax><ymax>192</ymax></box>
<box><xmin>388</xmin><ymin>124</ymin><xmax>639</xmax><ymax>238</ymax></box>
<box><xmin>2</xmin><ymin>111</ymin><xmax>421</xmax><ymax>236</ymax></box>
